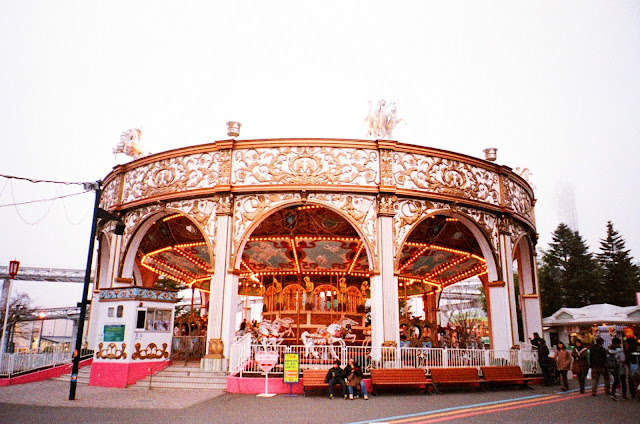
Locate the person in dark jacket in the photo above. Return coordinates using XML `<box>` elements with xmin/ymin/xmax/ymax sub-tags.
<box><xmin>624</xmin><ymin>338</ymin><xmax>638</xmax><ymax>399</ymax></box>
<box><xmin>571</xmin><ymin>339</ymin><xmax>589</xmax><ymax>393</ymax></box>
<box><xmin>537</xmin><ymin>339</ymin><xmax>553</xmax><ymax>386</ymax></box>
<box><xmin>589</xmin><ymin>337</ymin><xmax>610</xmax><ymax>396</ymax></box>
<box><xmin>325</xmin><ymin>359</ymin><xmax>347</xmax><ymax>399</ymax></box>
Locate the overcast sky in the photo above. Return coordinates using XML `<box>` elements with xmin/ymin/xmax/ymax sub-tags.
<box><xmin>1</xmin><ymin>1</ymin><xmax>639</xmax><ymax>308</ymax></box>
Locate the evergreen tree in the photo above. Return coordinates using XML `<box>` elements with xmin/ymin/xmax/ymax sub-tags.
<box><xmin>597</xmin><ymin>221</ymin><xmax>640</xmax><ymax>306</ymax></box>
<box><xmin>538</xmin><ymin>223</ymin><xmax>601</xmax><ymax>316</ymax></box>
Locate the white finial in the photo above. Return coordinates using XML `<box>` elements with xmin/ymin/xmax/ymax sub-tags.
<box><xmin>226</xmin><ymin>121</ymin><xmax>241</xmax><ymax>138</ymax></box>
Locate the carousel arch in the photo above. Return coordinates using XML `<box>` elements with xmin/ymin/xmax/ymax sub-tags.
<box><xmin>513</xmin><ymin>233</ymin><xmax>543</xmax><ymax>342</ymax></box>
<box><xmin>119</xmin><ymin>209</ymin><xmax>214</xmax><ymax>290</ymax></box>
<box><xmin>394</xmin><ymin>208</ymin><xmax>506</xmax><ymax>348</ymax></box>
<box><xmin>229</xmin><ymin>199</ymin><xmax>376</xmax><ymax>345</ymax></box>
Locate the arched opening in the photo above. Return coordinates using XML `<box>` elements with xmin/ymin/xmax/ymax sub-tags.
<box><xmin>236</xmin><ymin>204</ymin><xmax>372</xmax><ymax>343</ymax></box>
<box><xmin>397</xmin><ymin>213</ymin><xmax>494</xmax><ymax>348</ymax></box>
<box><xmin>120</xmin><ymin>211</ymin><xmax>213</xmax><ymax>360</ymax></box>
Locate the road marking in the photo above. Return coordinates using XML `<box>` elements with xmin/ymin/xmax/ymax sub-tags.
<box><xmin>350</xmin><ymin>388</ymin><xmax>602</xmax><ymax>424</ymax></box>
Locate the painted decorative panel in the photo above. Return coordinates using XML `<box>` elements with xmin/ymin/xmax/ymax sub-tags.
<box><xmin>231</xmin><ymin>147</ymin><xmax>379</xmax><ymax>186</ymax></box>
<box><xmin>394</xmin><ymin>152</ymin><xmax>500</xmax><ymax>206</ymax></box>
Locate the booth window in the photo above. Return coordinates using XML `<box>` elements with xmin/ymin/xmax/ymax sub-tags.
<box><xmin>136</xmin><ymin>308</ymin><xmax>171</xmax><ymax>332</ymax></box>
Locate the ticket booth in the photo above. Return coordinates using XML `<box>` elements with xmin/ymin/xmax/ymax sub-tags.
<box><xmin>89</xmin><ymin>287</ymin><xmax>178</xmax><ymax>388</ymax></box>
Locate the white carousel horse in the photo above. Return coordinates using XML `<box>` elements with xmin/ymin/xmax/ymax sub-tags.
<box><xmin>300</xmin><ymin>317</ymin><xmax>359</xmax><ymax>359</ymax></box>
<box><xmin>327</xmin><ymin>317</ymin><xmax>359</xmax><ymax>344</ymax></box>
<box><xmin>300</xmin><ymin>330</ymin><xmax>345</xmax><ymax>360</ymax></box>
<box><xmin>254</xmin><ymin>319</ymin><xmax>284</xmax><ymax>349</ymax></box>
<box><xmin>271</xmin><ymin>317</ymin><xmax>295</xmax><ymax>339</ymax></box>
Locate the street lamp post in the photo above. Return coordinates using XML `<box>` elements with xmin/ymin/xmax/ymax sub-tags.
<box><xmin>68</xmin><ymin>182</ymin><xmax>101</xmax><ymax>401</ymax></box>
<box><xmin>69</xmin><ymin>181</ymin><xmax>125</xmax><ymax>401</ymax></box>
<box><xmin>1</xmin><ymin>260</ymin><xmax>20</xmax><ymax>355</ymax></box>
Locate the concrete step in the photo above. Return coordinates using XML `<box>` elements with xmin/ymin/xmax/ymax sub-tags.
<box><xmin>130</xmin><ymin>364</ymin><xmax>229</xmax><ymax>391</ymax></box>
<box><xmin>53</xmin><ymin>366</ymin><xmax>91</xmax><ymax>385</ymax></box>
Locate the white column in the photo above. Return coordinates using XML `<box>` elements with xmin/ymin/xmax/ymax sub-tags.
<box><xmin>369</xmin><ymin>274</ymin><xmax>384</xmax><ymax>360</ymax></box>
<box><xmin>207</xmin><ymin>212</ymin><xmax>232</xmax><ymax>342</ymax></box>
<box><xmin>487</xmin><ymin>281</ymin><xmax>514</xmax><ymax>351</ymax></box>
<box><xmin>379</xmin><ymin>214</ymin><xmax>399</xmax><ymax>346</ymax></box>
<box><xmin>522</xmin><ymin>252</ymin><xmax>543</xmax><ymax>338</ymax></box>
<box><xmin>499</xmin><ymin>232</ymin><xmax>519</xmax><ymax>345</ymax></box>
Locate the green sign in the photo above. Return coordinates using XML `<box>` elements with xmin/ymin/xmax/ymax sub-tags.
<box><xmin>283</xmin><ymin>352</ymin><xmax>300</xmax><ymax>383</ymax></box>
<box><xmin>103</xmin><ymin>325</ymin><xmax>125</xmax><ymax>342</ymax></box>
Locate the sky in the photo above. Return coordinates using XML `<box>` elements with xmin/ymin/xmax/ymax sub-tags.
<box><xmin>1</xmin><ymin>1</ymin><xmax>640</xmax><ymax>308</ymax></box>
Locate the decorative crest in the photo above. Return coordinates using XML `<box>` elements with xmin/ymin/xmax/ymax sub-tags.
<box><xmin>364</xmin><ymin>100</ymin><xmax>404</xmax><ymax>140</ymax></box>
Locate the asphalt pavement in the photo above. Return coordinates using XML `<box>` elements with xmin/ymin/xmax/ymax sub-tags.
<box><xmin>1</xmin><ymin>378</ymin><xmax>639</xmax><ymax>424</ymax></box>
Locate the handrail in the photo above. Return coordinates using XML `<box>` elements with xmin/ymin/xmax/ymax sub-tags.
<box><xmin>229</xmin><ymin>333</ymin><xmax>253</xmax><ymax>377</ymax></box>
<box><xmin>147</xmin><ymin>361</ymin><xmax>168</xmax><ymax>390</ymax></box>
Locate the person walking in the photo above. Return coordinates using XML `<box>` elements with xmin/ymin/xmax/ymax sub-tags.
<box><xmin>624</xmin><ymin>337</ymin><xmax>638</xmax><ymax>399</ymax></box>
<box><xmin>325</xmin><ymin>359</ymin><xmax>347</xmax><ymax>399</ymax></box>
<box><xmin>571</xmin><ymin>339</ymin><xmax>589</xmax><ymax>394</ymax></box>
<box><xmin>588</xmin><ymin>337</ymin><xmax>610</xmax><ymax>396</ymax></box>
<box><xmin>554</xmin><ymin>342</ymin><xmax>572</xmax><ymax>391</ymax></box>
<box><xmin>607</xmin><ymin>337</ymin><xmax>626</xmax><ymax>401</ymax></box>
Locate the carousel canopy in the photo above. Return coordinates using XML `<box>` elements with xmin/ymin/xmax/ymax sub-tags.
<box><xmin>135</xmin><ymin>206</ymin><xmax>487</xmax><ymax>294</ymax></box>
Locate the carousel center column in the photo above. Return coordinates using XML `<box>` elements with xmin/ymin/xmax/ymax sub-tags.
<box><xmin>204</xmin><ymin>193</ymin><xmax>234</xmax><ymax>371</ymax></box>
<box><xmin>378</xmin><ymin>194</ymin><xmax>400</xmax><ymax>348</ymax></box>
<box><xmin>487</xmin><ymin>217</ymin><xmax>516</xmax><ymax>350</ymax></box>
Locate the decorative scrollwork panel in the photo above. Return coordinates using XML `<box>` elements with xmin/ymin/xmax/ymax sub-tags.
<box><xmin>503</xmin><ymin>177</ymin><xmax>533</xmax><ymax>222</ymax></box>
<box><xmin>394</xmin><ymin>153</ymin><xmax>500</xmax><ymax>206</ymax></box>
<box><xmin>121</xmin><ymin>152</ymin><xmax>223</xmax><ymax>204</ymax></box>
<box><xmin>232</xmin><ymin>147</ymin><xmax>379</xmax><ymax>186</ymax></box>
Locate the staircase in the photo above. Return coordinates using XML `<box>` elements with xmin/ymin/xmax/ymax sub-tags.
<box><xmin>131</xmin><ymin>363</ymin><xmax>228</xmax><ymax>390</ymax></box>
<box><xmin>54</xmin><ymin>363</ymin><xmax>228</xmax><ymax>391</ymax></box>
<box><xmin>53</xmin><ymin>366</ymin><xmax>91</xmax><ymax>385</ymax></box>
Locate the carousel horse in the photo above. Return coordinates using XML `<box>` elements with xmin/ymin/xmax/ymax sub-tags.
<box><xmin>254</xmin><ymin>319</ymin><xmax>284</xmax><ymax>349</ymax></box>
<box><xmin>271</xmin><ymin>317</ymin><xmax>295</xmax><ymax>339</ymax></box>
<box><xmin>300</xmin><ymin>317</ymin><xmax>359</xmax><ymax>359</ymax></box>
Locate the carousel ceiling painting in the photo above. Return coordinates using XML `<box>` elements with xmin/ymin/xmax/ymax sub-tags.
<box><xmin>135</xmin><ymin>206</ymin><xmax>486</xmax><ymax>296</ymax></box>
<box><xmin>137</xmin><ymin>214</ymin><xmax>211</xmax><ymax>291</ymax></box>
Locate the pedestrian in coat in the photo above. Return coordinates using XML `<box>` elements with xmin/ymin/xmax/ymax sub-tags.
<box><xmin>554</xmin><ymin>341</ymin><xmax>572</xmax><ymax>391</ymax></box>
<box><xmin>571</xmin><ymin>339</ymin><xmax>589</xmax><ymax>393</ymax></box>
<box><xmin>607</xmin><ymin>337</ymin><xmax>626</xmax><ymax>401</ymax></box>
<box><xmin>589</xmin><ymin>337</ymin><xmax>610</xmax><ymax>396</ymax></box>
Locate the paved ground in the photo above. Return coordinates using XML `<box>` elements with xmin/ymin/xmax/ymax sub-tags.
<box><xmin>1</xmin><ymin>379</ymin><xmax>639</xmax><ymax>424</ymax></box>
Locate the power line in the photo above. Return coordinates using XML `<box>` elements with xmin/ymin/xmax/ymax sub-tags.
<box><xmin>0</xmin><ymin>173</ymin><xmax>89</xmax><ymax>186</ymax></box>
<box><xmin>0</xmin><ymin>189</ymin><xmax>90</xmax><ymax>208</ymax></box>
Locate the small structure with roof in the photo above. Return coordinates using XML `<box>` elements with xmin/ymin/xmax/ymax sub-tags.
<box><xmin>542</xmin><ymin>303</ymin><xmax>640</xmax><ymax>347</ymax></box>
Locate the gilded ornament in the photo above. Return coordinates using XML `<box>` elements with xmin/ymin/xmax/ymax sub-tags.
<box><xmin>96</xmin><ymin>342</ymin><xmax>127</xmax><ymax>360</ymax></box>
<box><xmin>131</xmin><ymin>342</ymin><xmax>169</xmax><ymax>360</ymax></box>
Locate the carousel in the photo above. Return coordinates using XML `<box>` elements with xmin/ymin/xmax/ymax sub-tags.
<box><xmin>86</xmin><ymin>114</ymin><xmax>542</xmax><ymax>386</ymax></box>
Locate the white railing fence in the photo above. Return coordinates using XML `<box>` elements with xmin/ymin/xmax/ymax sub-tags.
<box><xmin>227</xmin><ymin>343</ymin><xmax>540</xmax><ymax>376</ymax></box>
<box><xmin>229</xmin><ymin>333</ymin><xmax>253</xmax><ymax>376</ymax></box>
<box><xmin>0</xmin><ymin>345</ymin><xmax>93</xmax><ymax>378</ymax></box>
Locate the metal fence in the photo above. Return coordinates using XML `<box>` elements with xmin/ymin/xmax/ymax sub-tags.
<box><xmin>170</xmin><ymin>336</ymin><xmax>207</xmax><ymax>363</ymax></box>
<box><xmin>0</xmin><ymin>345</ymin><xmax>93</xmax><ymax>378</ymax></box>
<box><xmin>231</xmin><ymin>343</ymin><xmax>539</xmax><ymax>377</ymax></box>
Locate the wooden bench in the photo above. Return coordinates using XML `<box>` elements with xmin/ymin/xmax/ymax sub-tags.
<box><xmin>302</xmin><ymin>369</ymin><xmax>344</xmax><ymax>397</ymax></box>
<box><xmin>480</xmin><ymin>366</ymin><xmax>537</xmax><ymax>389</ymax></box>
<box><xmin>370</xmin><ymin>368</ymin><xmax>430</xmax><ymax>395</ymax></box>
<box><xmin>429</xmin><ymin>367</ymin><xmax>485</xmax><ymax>393</ymax></box>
